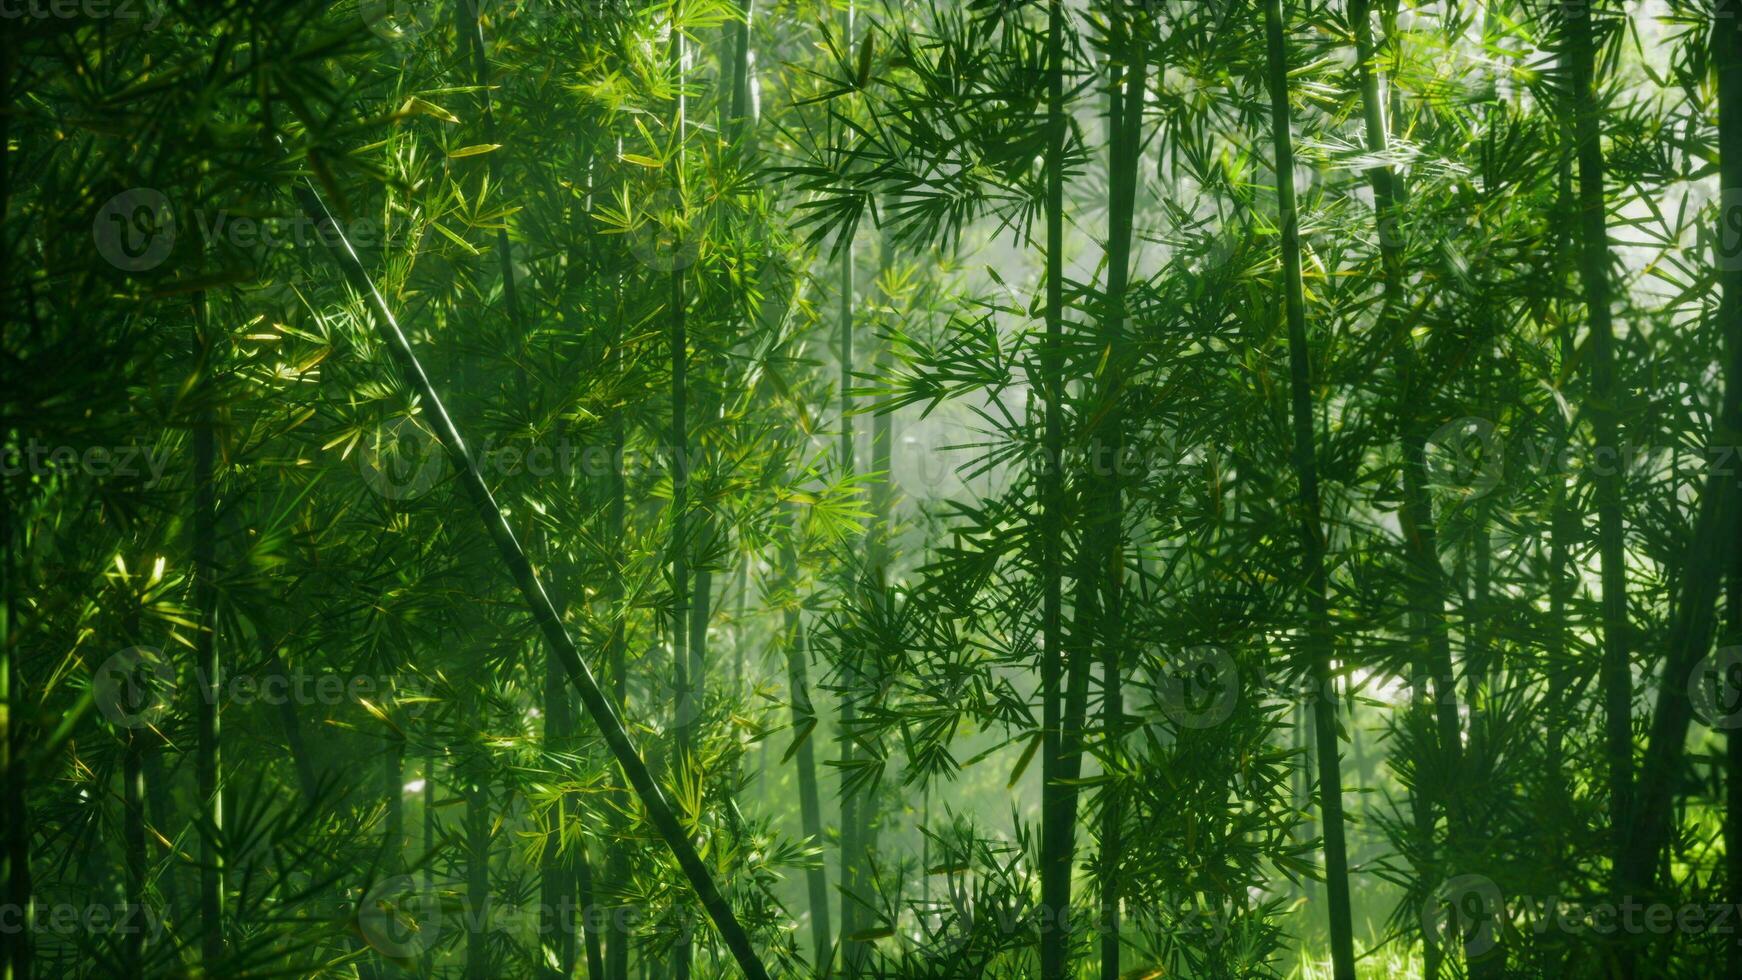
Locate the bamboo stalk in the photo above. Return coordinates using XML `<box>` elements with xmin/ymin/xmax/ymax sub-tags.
<box><xmin>1263</xmin><ymin>1</ymin><xmax>1356</xmax><ymax>976</ymax></box>
<box><xmin>1563</xmin><ymin>0</ymin><xmax>1633</xmax><ymax>864</ymax></box>
<box><xmin>1724</xmin><ymin>15</ymin><xmax>1742</xmax><ymax>980</ymax></box>
<box><xmin>0</xmin><ymin>33</ymin><xmax>24</xmax><ymax>979</ymax></box>
<box><xmin>837</xmin><ymin>218</ymin><xmax>863</xmax><ymax>975</ymax></box>
<box><xmin>1622</xmin><ymin>0</ymin><xmax>1742</xmax><ymax>920</ymax></box>
<box><xmin>781</xmin><ymin>507</ymin><xmax>832</xmax><ymax>962</ymax></box>
<box><xmin>605</xmin><ymin>219</ymin><xmax>632</xmax><ymax>980</ymax></box>
<box><xmin>191</xmin><ymin>289</ymin><xmax>224</xmax><ymax>968</ymax></box>
<box><xmin>1037</xmin><ymin>1</ymin><xmax>1071</xmax><ymax>976</ymax></box>
<box><xmin>123</xmin><ymin>727</ymin><xmax>146</xmax><ymax>977</ymax></box>
<box><xmin>1348</xmin><ymin>2</ymin><xmax>1474</xmax><ymax>973</ymax></box>
<box><xmin>670</xmin><ymin>13</ymin><xmax>695</xmax><ymax>976</ymax></box>
<box><xmin>1096</xmin><ymin>17</ymin><xmax>1146</xmax><ymax>977</ymax></box>
<box><xmin>464</xmin><ymin>765</ymin><xmax>490</xmax><ymax>980</ymax></box>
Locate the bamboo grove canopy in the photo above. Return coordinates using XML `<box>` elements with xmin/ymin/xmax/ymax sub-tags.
<box><xmin>5</xmin><ymin>0</ymin><xmax>1742</xmax><ymax>977</ymax></box>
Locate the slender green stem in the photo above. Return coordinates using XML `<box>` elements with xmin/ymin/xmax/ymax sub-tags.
<box><xmin>1564</xmin><ymin>0</ymin><xmax>1633</xmax><ymax>866</ymax></box>
<box><xmin>191</xmin><ymin>289</ymin><xmax>224</xmax><ymax>968</ymax></box>
<box><xmin>1263</xmin><ymin>2</ymin><xmax>1355</xmax><ymax>976</ymax></box>
<box><xmin>1037</xmin><ymin>2</ymin><xmax>1070</xmax><ymax>976</ymax></box>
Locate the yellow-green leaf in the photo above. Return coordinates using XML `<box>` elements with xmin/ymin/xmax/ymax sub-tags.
<box><xmin>448</xmin><ymin>143</ymin><xmax>502</xmax><ymax>159</ymax></box>
<box><xmin>399</xmin><ymin>97</ymin><xmax>460</xmax><ymax>124</ymax></box>
<box><xmin>430</xmin><ymin>221</ymin><xmax>480</xmax><ymax>255</ymax></box>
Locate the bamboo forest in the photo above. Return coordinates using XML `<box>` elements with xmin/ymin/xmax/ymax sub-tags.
<box><xmin>16</xmin><ymin>0</ymin><xmax>1742</xmax><ymax>977</ymax></box>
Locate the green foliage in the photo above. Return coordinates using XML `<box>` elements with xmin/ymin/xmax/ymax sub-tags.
<box><xmin>5</xmin><ymin>0</ymin><xmax>1742</xmax><ymax>977</ymax></box>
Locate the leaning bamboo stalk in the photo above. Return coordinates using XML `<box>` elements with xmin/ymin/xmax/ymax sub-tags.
<box><xmin>291</xmin><ymin>180</ymin><xmax>774</xmax><ymax>980</ymax></box>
